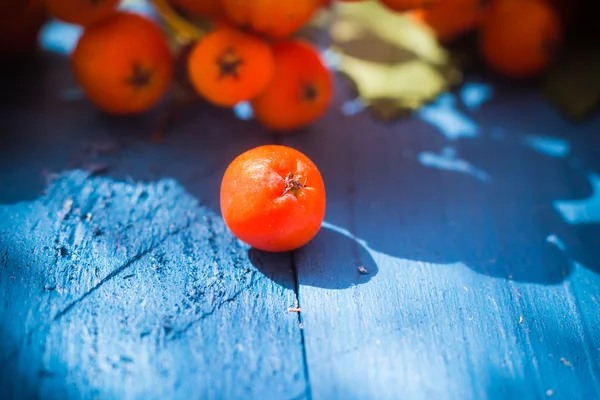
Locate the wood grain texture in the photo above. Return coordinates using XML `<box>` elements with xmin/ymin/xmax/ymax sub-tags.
<box><xmin>0</xmin><ymin>54</ymin><xmax>307</xmax><ymax>399</ymax></box>
<box><xmin>2</xmin><ymin>29</ymin><xmax>600</xmax><ymax>400</ymax></box>
<box><xmin>0</xmin><ymin>171</ymin><xmax>306</xmax><ymax>400</ymax></box>
<box><xmin>282</xmin><ymin>82</ymin><xmax>600</xmax><ymax>399</ymax></box>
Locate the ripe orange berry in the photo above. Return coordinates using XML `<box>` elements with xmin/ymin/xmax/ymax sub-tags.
<box><xmin>72</xmin><ymin>12</ymin><xmax>174</xmax><ymax>115</ymax></box>
<box><xmin>45</xmin><ymin>0</ymin><xmax>119</xmax><ymax>27</ymax></box>
<box><xmin>378</xmin><ymin>0</ymin><xmax>436</xmax><ymax>13</ymax></box>
<box><xmin>169</xmin><ymin>0</ymin><xmax>226</xmax><ymax>20</ymax></box>
<box><xmin>220</xmin><ymin>144</ymin><xmax>326</xmax><ymax>253</ymax></box>
<box><xmin>187</xmin><ymin>25</ymin><xmax>274</xmax><ymax>107</ymax></box>
<box><xmin>252</xmin><ymin>40</ymin><xmax>333</xmax><ymax>132</ymax></box>
<box><xmin>479</xmin><ymin>0</ymin><xmax>562</xmax><ymax>78</ymax></box>
<box><xmin>220</xmin><ymin>0</ymin><xmax>321</xmax><ymax>39</ymax></box>
<box><xmin>410</xmin><ymin>0</ymin><xmax>485</xmax><ymax>43</ymax></box>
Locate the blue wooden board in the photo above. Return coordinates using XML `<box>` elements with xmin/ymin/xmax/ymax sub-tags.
<box><xmin>2</xmin><ymin>16</ymin><xmax>600</xmax><ymax>400</ymax></box>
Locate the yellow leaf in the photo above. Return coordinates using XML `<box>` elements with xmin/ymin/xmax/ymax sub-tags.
<box><xmin>327</xmin><ymin>0</ymin><xmax>461</xmax><ymax>120</ymax></box>
<box><xmin>150</xmin><ymin>0</ymin><xmax>206</xmax><ymax>44</ymax></box>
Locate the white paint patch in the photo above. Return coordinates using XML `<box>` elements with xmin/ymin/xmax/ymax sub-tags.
<box><xmin>417</xmin><ymin>93</ymin><xmax>479</xmax><ymax>141</ymax></box>
<box><xmin>460</xmin><ymin>83</ymin><xmax>493</xmax><ymax>110</ymax></box>
<box><xmin>524</xmin><ymin>136</ymin><xmax>570</xmax><ymax>158</ymax></box>
<box><xmin>418</xmin><ymin>147</ymin><xmax>490</xmax><ymax>182</ymax></box>
<box><xmin>553</xmin><ymin>173</ymin><xmax>600</xmax><ymax>225</ymax></box>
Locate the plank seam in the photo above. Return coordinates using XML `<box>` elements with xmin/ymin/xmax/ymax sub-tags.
<box><xmin>291</xmin><ymin>250</ymin><xmax>313</xmax><ymax>400</ymax></box>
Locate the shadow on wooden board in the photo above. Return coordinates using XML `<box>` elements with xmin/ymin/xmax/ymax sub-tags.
<box><xmin>2</xmin><ymin>16</ymin><xmax>600</xmax><ymax>399</ymax></box>
<box><xmin>249</xmin><ymin>227</ymin><xmax>378</xmax><ymax>290</ymax></box>
<box><xmin>2</xmin><ymin>51</ymin><xmax>600</xmax><ymax>286</ymax></box>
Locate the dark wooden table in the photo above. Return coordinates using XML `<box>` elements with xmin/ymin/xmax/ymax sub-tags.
<box><xmin>1</xmin><ymin>13</ymin><xmax>600</xmax><ymax>400</ymax></box>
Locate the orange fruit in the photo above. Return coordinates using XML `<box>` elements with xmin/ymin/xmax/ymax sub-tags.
<box><xmin>187</xmin><ymin>25</ymin><xmax>274</xmax><ymax>107</ymax></box>
<box><xmin>410</xmin><ymin>0</ymin><xmax>486</xmax><ymax>42</ymax></box>
<box><xmin>252</xmin><ymin>40</ymin><xmax>333</xmax><ymax>132</ymax></box>
<box><xmin>220</xmin><ymin>144</ymin><xmax>326</xmax><ymax>252</ymax></box>
<box><xmin>169</xmin><ymin>0</ymin><xmax>225</xmax><ymax>20</ymax></box>
<box><xmin>220</xmin><ymin>0</ymin><xmax>321</xmax><ymax>39</ymax></box>
<box><xmin>0</xmin><ymin>0</ymin><xmax>46</xmax><ymax>56</ymax></box>
<box><xmin>72</xmin><ymin>12</ymin><xmax>174</xmax><ymax>114</ymax></box>
<box><xmin>479</xmin><ymin>0</ymin><xmax>562</xmax><ymax>78</ymax></box>
<box><xmin>378</xmin><ymin>0</ymin><xmax>436</xmax><ymax>13</ymax></box>
<box><xmin>45</xmin><ymin>0</ymin><xmax>119</xmax><ymax>27</ymax></box>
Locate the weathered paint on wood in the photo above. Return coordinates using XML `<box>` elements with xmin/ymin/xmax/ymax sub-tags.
<box><xmin>0</xmin><ymin>170</ymin><xmax>306</xmax><ymax>400</ymax></box>
<box><xmin>2</xmin><ymin>35</ymin><xmax>600</xmax><ymax>400</ymax></box>
<box><xmin>283</xmin><ymin>83</ymin><xmax>600</xmax><ymax>399</ymax></box>
<box><xmin>0</xmin><ymin>54</ymin><xmax>307</xmax><ymax>399</ymax></box>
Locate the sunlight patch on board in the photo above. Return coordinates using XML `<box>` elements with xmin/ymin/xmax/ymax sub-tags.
<box><xmin>417</xmin><ymin>93</ymin><xmax>479</xmax><ymax>141</ymax></box>
<box><xmin>524</xmin><ymin>136</ymin><xmax>570</xmax><ymax>158</ymax></box>
<box><xmin>418</xmin><ymin>147</ymin><xmax>490</xmax><ymax>182</ymax></box>
<box><xmin>233</xmin><ymin>102</ymin><xmax>254</xmax><ymax>120</ymax></box>
<box><xmin>546</xmin><ymin>234</ymin><xmax>590</xmax><ymax>276</ymax></box>
<box><xmin>546</xmin><ymin>234</ymin><xmax>567</xmax><ymax>251</ymax></box>
<box><xmin>553</xmin><ymin>173</ymin><xmax>600</xmax><ymax>224</ymax></box>
<box><xmin>321</xmin><ymin>48</ymin><xmax>343</xmax><ymax>71</ymax></box>
<box><xmin>460</xmin><ymin>82</ymin><xmax>493</xmax><ymax>111</ymax></box>
<box><xmin>38</xmin><ymin>1</ymin><xmax>155</xmax><ymax>56</ymax></box>
<box><xmin>38</xmin><ymin>20</ymin><xmax>82</xmax><ymax>55</ymax></box>
<box><xmin>119</xmin><ymin>0</ymin><xmax>157</xmax><ymax>17</ymax></box>
<box><xmin>341</xmin><ymin>98</ymin><xmax>367</xmax><ymax>116</ymax></box>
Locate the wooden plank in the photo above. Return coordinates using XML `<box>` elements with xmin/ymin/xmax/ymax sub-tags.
<box><xmin>0</xmin><ymin>54</ymin><xmax>307</xmax><ymax>399</ymax></box>
<box><xmin>285</xmin><ymin>83</ymin><xmax>600</xmax><ymax>399</ymax></box>
<box><xmin>2</xmin><ymin>29</ymin><xmax>600</xmax><ymax>399</ymax></box>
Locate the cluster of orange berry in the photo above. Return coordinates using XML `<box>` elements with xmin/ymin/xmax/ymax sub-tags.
<box><xmin>378</xmin><ymin>0</ymin><xmax>570</xmax><ymax>79</ymax></box>
<box><xmin>1</xmin><ymin>0</ymin><xmax>574</xmax><ymax>129</ymax></box>
<box><xmin>19</xmin><ymin>0</ymin><xmax>339</xmax><ymax>132</ymax></box>
<box><xmin>182</xmin><ymin>0</ymin><xmax>335</xmax><ymax>132</ymax></box>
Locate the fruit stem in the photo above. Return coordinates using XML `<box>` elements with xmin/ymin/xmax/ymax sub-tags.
<box><xmin>283</xmin><ymin>173</ymin><xmax>304</xmax><ymax>197</ymax></box>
